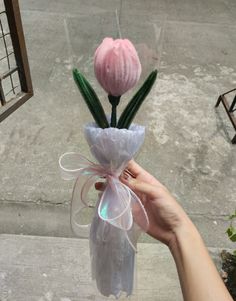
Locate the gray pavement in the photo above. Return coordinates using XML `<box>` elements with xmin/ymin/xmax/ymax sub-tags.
<box><xmin>0</xmin><ymin>233</ymin><xmax>227</xmax><ymax>301</ymax></box>
<box><xmin>0</xmin><ymin>0</ymin><xmax>236</xmax><ymax>249</ymax></box>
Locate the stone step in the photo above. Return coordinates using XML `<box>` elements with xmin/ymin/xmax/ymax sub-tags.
<box><xmin>0</xmin><ymin>234</ymin><xmax>226</xmax><ymax>301</ymax></box>
<box><xmin>0</xmin><ymin>201</ymin><xmax>234</xmax><ymax>249</ymax></box>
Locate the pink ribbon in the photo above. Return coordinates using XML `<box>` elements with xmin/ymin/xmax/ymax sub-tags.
<box><xmin>59</xmin><ymin>152</ymin><xmax>149</xmax><ymax>251</ymax></box>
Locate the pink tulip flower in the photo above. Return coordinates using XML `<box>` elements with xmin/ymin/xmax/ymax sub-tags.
<box><xmin>94</xmin><ymin>38</ymin><xmax>142</xmax><ymax>97</ymax></box>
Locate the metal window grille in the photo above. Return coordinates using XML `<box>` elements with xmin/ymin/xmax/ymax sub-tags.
<box><xmin>0</xmin><ymin>0</ymin><xmax>33</xmax><ymax>122</ymax></box>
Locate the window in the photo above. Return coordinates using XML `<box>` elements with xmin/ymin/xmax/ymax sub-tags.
<box><xmin>0</xmin><ymin>0</ymin><xmax>33</xmax><ymax>122</ymax></box>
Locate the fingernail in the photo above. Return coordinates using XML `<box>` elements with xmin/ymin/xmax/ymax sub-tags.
<box><xmin>122</xmin><ymin>171</ymin><xmax>131</xmax><ymax>181</ymax></box>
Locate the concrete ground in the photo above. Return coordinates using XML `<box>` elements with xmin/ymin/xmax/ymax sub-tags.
<box><xmin>0</xmin><ymin>234</ymin><xmax>227</xmax><ymax>301</ymax></box>
<box><xmin>0</xmin><ymin>0</ymin><xmax>236</xmax><ymax>250</ymax></box>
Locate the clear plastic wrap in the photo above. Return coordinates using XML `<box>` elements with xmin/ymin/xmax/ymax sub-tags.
<box><xmin>59</xmin><ymin>122</ymin><xmax>148</xmax><ymax>298</ymax></box>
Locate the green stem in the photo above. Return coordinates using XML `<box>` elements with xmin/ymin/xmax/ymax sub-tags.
<box><xmin>108</xmin><ymin>95</ymin><xmax>121</xmax><ymax>127</ymax></box>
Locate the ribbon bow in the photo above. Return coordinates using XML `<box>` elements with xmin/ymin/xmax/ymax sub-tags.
<box><xmin>59</xmin><ymin>152</ymin><xmax>149</xmax><ymax>251</ymax></box>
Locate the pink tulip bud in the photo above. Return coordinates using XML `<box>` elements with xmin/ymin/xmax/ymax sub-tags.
<box><xmin>94</xmin><ymin>38</ymin><xmax>142</xmax><ymax>97</ymax></box>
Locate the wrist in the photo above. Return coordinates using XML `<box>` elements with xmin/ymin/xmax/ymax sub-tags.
<box><xmin>168</xmin><ymin>219</ymin><xmax>202</xmax><ymax>256</ymax></box>
<box><xmin>167</xmin><ymin>217</ymin><xmax>232</xmax><ymax>301</ymax></box>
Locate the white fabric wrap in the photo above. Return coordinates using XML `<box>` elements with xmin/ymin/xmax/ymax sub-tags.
<box><xmin>84</xmin><ymin>123</ymin><xmax>145</xmax><ymax>298</ymax></box>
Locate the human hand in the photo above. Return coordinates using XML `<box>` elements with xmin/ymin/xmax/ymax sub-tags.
<box><xmin>120</xmin><ymin>160</ymin><xmax>193</xmax><ymax>246</ymax></box>
<box><xmin>119</xmin><ymin>160</ymin><xmax>194</xmax><ymax>247</ymax></box>
<box><xmin>95</xmin><ymin>160</ymin><xmax>194</xmax><ymax>248</ymax></box>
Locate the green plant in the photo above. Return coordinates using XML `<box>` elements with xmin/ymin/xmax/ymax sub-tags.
<box><xmin>117</xmin><ymin>70</ymin><xmax>158</xmax><ymax>129</ymax></box>
<box><xmin>73</xmin><ymin>68</ymin><xmax>158</xmax><ymax>129</ymax></box>
<box><xmin>73</xmin><ymin>69</ymin><xmax>109</xmax><ymax>129</ymax></box>
<box><xmin>226</xmin><ymin>211</ymin><xmax>236</xmax><ymax>248</ymax></box>
<box><xmin>222</xmin><ymin>211</ymin><xmax>236</xmax><ymax>300</ymax></box>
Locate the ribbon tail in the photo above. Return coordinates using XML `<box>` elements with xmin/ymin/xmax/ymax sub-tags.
<box><xmin>98</xmin><ymin>178</ymin><xmax>149</xmax><ymax>252</ymax></box>
<box><xmin>125</xmin><ymin>226</ymin><xmax>140</xmax><ymax>253</ymax></box>
<box><xmin>129</xmin><ymin>188</ymin><xmax>149</xmax><ymax>232</ymax></box>
<box><xmin>98</xmin><ymin>178</ymin><xmax>133</xmax><ymax>231</ymax></box>
<box><xmin>125</xmin><ymin>187</ymin><xmax>149</xmax><ymax>252</ymax></box>
<box><xmin>70</xmin><ymin>170</ymin><xmax>98</xmax><ymax>237</ymax></box>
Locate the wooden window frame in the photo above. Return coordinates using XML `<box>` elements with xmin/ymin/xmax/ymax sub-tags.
<box><xmin>0</xmin><ymin>0</ymin><xmax>33</xmax><ymax>122</ymax></box>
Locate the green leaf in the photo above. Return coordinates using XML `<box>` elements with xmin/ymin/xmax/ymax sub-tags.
<box><xmin>226</xmin><ymin>226</ymin><xmax>236</xmax><ymax>242</ymax></box>
<box><xmin>73</xmin><ymin>69</ymin><xmax>109</xmax><ymax>128</ymax></box>
<box><xmin>229</xmin><ymin>210</ymin><xmax>236</xmax><ymax>220</ymax></box>
<box><xmin>117</xmin><ymin>70</ymin><xmax>158</xmax><ymax>129</ymax></box>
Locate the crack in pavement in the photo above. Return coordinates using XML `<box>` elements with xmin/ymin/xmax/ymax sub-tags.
<box><xmin>0</xmin><ymin>199</ymin><xmax>69</xmax><ymax>207</ymax></box>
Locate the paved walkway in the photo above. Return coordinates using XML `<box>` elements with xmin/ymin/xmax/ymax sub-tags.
<box><xmin>0</xmin><ymin>234</ymin><xmax>226</xmax><ymax>301</ymax></box>
<box><xmin>0</xmin><ymin>0</ymin><xmax>236</xmax><ymax>245</ymax></box>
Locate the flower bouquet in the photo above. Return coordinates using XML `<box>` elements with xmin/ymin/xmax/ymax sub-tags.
<box><xmin>59</xmin><ymin>38</ymin><xmax>157</xmax><ymax>298</ymax></box>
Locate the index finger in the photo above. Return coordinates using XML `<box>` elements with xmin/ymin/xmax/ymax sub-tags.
<box><xmin>125</xmin><ymin>160</ymin><xmax>145</xmax><ymax>178</ymax></box>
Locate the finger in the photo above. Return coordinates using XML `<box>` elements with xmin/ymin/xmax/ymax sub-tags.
<box><xmin>127</xmin><ymin>160</ymin><xmax>157</xmax><ymax>183</ymax></box>
<box><xmin>121</xmin><ymin>176</ymin><xmax>158</xmax><ymax>199</ymax></box>
<box><xmin>126</xmin><ymin>160</ymin><xmax>161</xmax><ymax>185</ymax></box>
<box><xmin>95</xmin><ymin>182</ymin><xmax>105</xmax><ymax>191</ymax></box>
<box><xmin>125</xmin><ymin>160</ymin><xmax>146</xmax><ymax>178</ymax></box>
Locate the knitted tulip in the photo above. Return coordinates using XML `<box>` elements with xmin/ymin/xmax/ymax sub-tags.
<box><xmin>73</xmin><ymin>38</ymin><xmax>157</xmax><ymax>129</ymax></box>
<box><xmin>94</xmin><ymin>38</ymin><xmax>142</xmax><ymax>127</ymax></box>
<box><xmin>94</xmin><ymin>38</ymin><xmax>141</xmax><ymax>97</ymax></box>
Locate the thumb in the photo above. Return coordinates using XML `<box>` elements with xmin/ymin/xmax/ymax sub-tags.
<box><xmin>121</xmin><ymin>176</ymin><xmax>158</xmax><ymax>199</ymax></box>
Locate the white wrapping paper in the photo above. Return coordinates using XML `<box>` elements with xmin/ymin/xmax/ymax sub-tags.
<box><xmin>60</xmin><ymin>122</ymin><xmax>148</xmax><ymax>298</ymax></box>
<box><xmin>85</xmin><ymin>123</ymin><xmax>145</xmax><ymax>298</ymax></box>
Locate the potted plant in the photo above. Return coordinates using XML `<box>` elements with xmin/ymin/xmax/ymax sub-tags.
<box><xmin>221</xmin><ymin>211</ymin><xmax>236</xmax><ymax>300</ymax></box>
